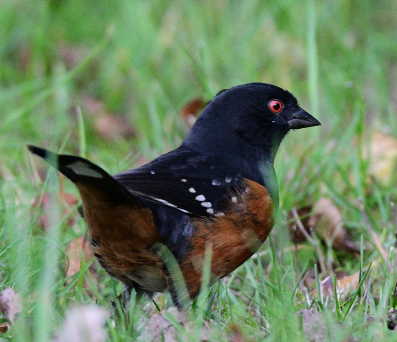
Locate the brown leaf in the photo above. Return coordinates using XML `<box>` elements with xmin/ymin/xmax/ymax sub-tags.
<box><xmin>82</xmin><ymin>95</ymin><xmax>106</xmax><ymax>115</ymax></box>
<box><xmin>368</xmin><ymin>132</ymin><xmax>397</xmax><ymax>186</ymax></box>
<box><xmin>335</xmin><ymin>272</ymin><xmax>360</xmax><ymax>300</ymax></box>
<box><xmin>309</xmin><ymin>271</ymin><xmax>360</xmax><ymax>302</ymax></box>
<box><xmin>82</xmin><ymin>95</ymin><xmax>136</xmax><ymax>140</ymax></box>
<box><xmin>94</xmin><ymin>114</ymin><xmax>135</xmax><ymax>140</ymax></box>
<box><xmin>309</xmin><ymin>198</ymin><xmax>359</xmax><ymax>253</ymax></box>
<box><xmin>17</xmin><ymin>44</ymin><xmax>32</xmax><ymax>72</ymax></box>
<box><xmin>302</xmin><ymin>269</ymin><xmax>316</xmax><ymax>291</ymax></box>
<box><xmin>180</xmin><ymin>98</ymin><xmax>206</xmax><ymax>127</ymax></box>
<box><xmin>311</xmin><ymin>276</ymin><xmax>334</xmax><ymax>299</ymax></box>
<box><xmin>53</xmin><ymin>305</ymin><xmax>109</xmax><ymax>342</ymax></box>
<box><xmin>289</xmin><ymin>198</ymin><xmax>359</xmax><ymax>254</ymax></box>
<box><xmin>229</xmin><ymin>323</ymin><xmax>253</xmax><ymax>342</ymax></box>
<box><xmin>32</xmin><ymin>182</ymin><xmax>79</xmax><ymax>233</ymax></box>
<box><xmin>59</xmin><ymin>44</ymin><xmax>89</xmax><ymax>70</ymax></box>
<box><xmin>0</xmin><ymin>288</ymin><xmax>22</xmax><ymax>325</ymax></box>
<box><xmin>0</xmin><ymin>322</ymin><xmax>8</xmax><ymax>334</ymax></box>
<box><xmin>288</xmin><ymin>206</ymin><xmax>312</xmax><ymax>243</ymax></box>
<box><xmin>65</xmin><ymin>235</ymin><xmax>97</xmax><ymax>288</ymax></box>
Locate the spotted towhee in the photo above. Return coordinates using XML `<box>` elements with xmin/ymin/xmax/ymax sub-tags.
<box><xmin>28</xmin><ymin>83</ymin><xmax>320</xmax><ymax>306</ymax></box>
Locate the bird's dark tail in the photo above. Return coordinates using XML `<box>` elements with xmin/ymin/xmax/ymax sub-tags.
<box><xmin>27</xmin><ymin>145</ymin><xmax>135</xmax><ymax>204</ymax></box>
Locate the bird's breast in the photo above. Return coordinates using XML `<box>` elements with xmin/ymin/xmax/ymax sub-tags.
<box><xmin>181</xmin><ymin>178</ymin><xmax>274</xmax><ymax>297</ymax></box>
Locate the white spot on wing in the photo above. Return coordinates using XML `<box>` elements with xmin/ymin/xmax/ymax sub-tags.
<box><xmin>225</xmin><ymin>177</ymin><xmax>232</xmax><ymax>183</ymax></box>
<box><xmin>231</xmin><ymin>196</ymin><xmax>238</xmax><ymax>203</ymax></box>
<box><xmin>67</xmin><ymin>161</ymin><xmax>103</xmax><ymax>178</ymax></box>
<box><xmin>212</xmin><ymin>179</ymin><xmax>222</xmax><ymax>186</ymax></box>
<box><xmin>181</xmin><ymin>179</ymin><xmax>187</xmax><ymax>182</ymax></box>
<box><xmin>189</xmin><ymin>188</ymin><xmax>196</xmax><ymax>193</ymax></box>
<box><xmin>150</xmin><ymin>171</ymin><xmax>155</xmax><ymax>174</ymax></box>
<box><xmin>215</xmin><ymin>212</ymin><xmax>225</xmax><ymax>217</ymax></box>
<box><xmin>206</xmin><ymin>208</ymin><xmax>214</xmax><ymax>214</ymax></box>
<box><xmin>195</xmin><ymin>195</ymin><xmax>205</xmax><ymax>201</ymax></box>
<box><xmin>201</xmin><ymin>202</ymin><xmax>212</xmax><ymax>208</ymax></box>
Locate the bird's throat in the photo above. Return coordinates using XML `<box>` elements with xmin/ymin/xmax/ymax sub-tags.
<box><xmin>259</xmin><ymin>160</ymin><xmax>279</xmax><ymax>210</ymax></box>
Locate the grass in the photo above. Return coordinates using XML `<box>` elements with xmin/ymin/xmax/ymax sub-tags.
<box><xmin>1</xmin><ymin>0</ymin><xmax>397</xmax><ymax>340</ymax></box>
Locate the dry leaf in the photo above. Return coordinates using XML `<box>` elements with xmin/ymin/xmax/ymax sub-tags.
<box><xmin>53</xmin><ymin>305</ymin><xmax>109</xmax><ymax>342</ymax></box>
<box><xmin>228</xmin><ymin>324</ymin><xmax>253</xmax><ymax>342</ymax></box>
<box><xmin>83</xmin><ymin>95</ymin><xmax>106</xmax><ymax>115</ymax></box>
<box><xmin>0</xmin><ymin>288</ymin><xmax>22</xmax><ymax>325</ymax></box>
<box><xmin>289</xmin><ymin>198</ymin><xmax>359</xmax><ymax>254</ymax></box>
<box><xmin>94</xmin><ymin>114</ymin><xmax>135</xmax><ymax>140</ymax></box>
<box><xmin>32</xmin><ymin>188</ymin><xmax>79</xmax><ymax>232</ymax></box>
<box><xmin>17</xmin><ymin>44</ymin><xmax>32</xmax><ymax>72</ymax></box>
<box><xmin>65</xmin><ymin>235</ymin><xmax>94</xmax><ymax>277</ymax></box>
<box><xmin>180</xmin><ymin>98</ymin><xmax>206</xmax><ymax>127</ymax></box>
<box><xmin>302</xmin><ymin>269</ymin><xmax>316</xmax><ymax>291</ymax></box>
<box><xmin>59</xmin><ymin>44</ymin><xmax>89</xmax><ymax>70</ymax></box>
<box><xmin>65</xmin><ymin>235</ymin><xmax>97</xmax><ymax>288</ymax></box>
<box><xmin>311</xmin><ymin>276</ymin><xmax>334</xmax><ymax>299</ymax></box>
<box><xmin>336</xmin><ymin>272</ymin><xmax>360</xmax><ymax>300</ymax></box>
<box><xmin>288</xmin><ymin>206</ymin><xmax>312</xmax><ymax>243</ymax></box>
<box><xmin>309</xmin><ymin>198</ymin><xmax>359</xmax><ymax>253</ymax></box>
<box><xmin>82</xmin><ymin>95</ymin><xmax>135</xmax><ymax>140</ymax></box>
<box><xmin>0</xmin><ymin>322</ymin><xmax>8</xmax><ymax>334</ymax></box>
<box><xmin>368</xmin><ymin>132</ymin><xmax>397</xmax><ymax>186</ymax></box>
<box><xmin>310</xmin><ymin>271</ymin><xmax>361</xmax><ymax>301</ymax></box>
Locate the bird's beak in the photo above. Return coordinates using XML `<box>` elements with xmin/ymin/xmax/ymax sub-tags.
<box><xmin>288</xmin><ymin>108</ymin><xmax>321</xmax><ymax>129</ymax></box>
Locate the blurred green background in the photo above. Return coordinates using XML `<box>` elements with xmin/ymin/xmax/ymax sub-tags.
<box><xmin>2</xmin><ymin>0</ymin><xmax>396</xmax><ymax>157</ymax></box>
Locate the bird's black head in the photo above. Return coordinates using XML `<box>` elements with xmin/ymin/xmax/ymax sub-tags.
<box><xmin>183</xmin><ymin>82</ymin><xmax>320</xmax><ymax>165</ymax></box>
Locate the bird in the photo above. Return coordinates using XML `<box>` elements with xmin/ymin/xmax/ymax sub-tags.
<box><xmin>28</xmin><ymin>82</ymin><xmax>320</xmax><ymax>306</ymax></box>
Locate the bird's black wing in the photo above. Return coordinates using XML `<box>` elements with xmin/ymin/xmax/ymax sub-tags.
<box><xmin>114</xmin><ymin>146</ymin><xmax>245</xmax><ymax>218</ymax></box>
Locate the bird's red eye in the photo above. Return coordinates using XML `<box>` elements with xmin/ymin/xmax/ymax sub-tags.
<box><xmin>268</xmin><ymin>100</ymin><xmax>283</xmax><ymax>113</ymax></box>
